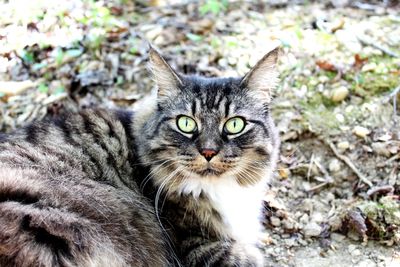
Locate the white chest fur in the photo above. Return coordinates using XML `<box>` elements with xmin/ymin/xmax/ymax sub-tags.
<box><xmin>178</xmin><ymin>177</ymin><xmax>266</xmax><ymax>245</ymax></box>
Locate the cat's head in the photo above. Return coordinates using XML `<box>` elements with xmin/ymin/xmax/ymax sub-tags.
<box><xmin>139</xmin><ymin>46</ymin><xmax>280</xmax><ymax>196</ymax></box>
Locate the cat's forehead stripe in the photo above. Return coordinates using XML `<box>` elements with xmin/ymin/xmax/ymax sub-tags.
<box><xmin>191</xmin><ymin>99</ymin><xmax>197</xmax><ymax>116</ymax></box>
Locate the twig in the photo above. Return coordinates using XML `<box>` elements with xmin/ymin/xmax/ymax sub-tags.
<box><xmin>357</xmin><ymin>34</ymin><xmax>399</xmax><ymax>58</ymax></box>
<box><xmin>328</xmin><ymin>142</ymin><xmax>373</xmax><ymax>188</ymax></box>
<box><xmin>389</xmin><ymin>85</ymin><xmax>400</xmax><ymax>122</ymax></box>
<box><xmin>381</xmin><ymin>84</ymin><xmax>400</xmax><ymax>122</ymax></box>
<box><xmin>367</xmin><ymin>185</ymin><xmax>394</xmax><ymax>198</ymax></box>
<box><xmin>307</xmin><ymin>153</ymin><xmax>315</xmax><ymax>181</ymax></box>
<box><xmin>314</xmin><ymin>159</ymin><xmax>334</xmax><ymax>184</ymax></box>
<box><xmin>388</xmin><ymin>85</ymin><xmax>400</xmax><ymax>98</ymax></box>
<box><xmin>307</xmin><ymin>182</ymin><xmax>329</xmax><ymax>192</ymax></box>
<box><xmin>386</xmin><ymin>153</ymin><xmax>400</xmax><ymax>164</ymax></box>
<box><xmin>307</xmin><ymin>158</ymin><xmax>334</xmax><ymax>192</ymax></box>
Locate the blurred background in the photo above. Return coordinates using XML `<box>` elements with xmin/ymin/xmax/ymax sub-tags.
<box><xmin>0</xmin><ymin>0</ymin><xmax>399</xmax><ymax>266</ymax></box>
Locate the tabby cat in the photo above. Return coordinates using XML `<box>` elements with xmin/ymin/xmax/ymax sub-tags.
<box><xmin>0</xmin><ymin>46</ymin><xmax>280</xmax><ymax>267</ymax></box>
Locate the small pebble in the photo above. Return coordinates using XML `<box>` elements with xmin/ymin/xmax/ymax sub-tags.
<box><xmin>336</xmin><ymin>113</ymin><xmax>345</xmax><ymax>123</ymax></box>
<box><xmin>299</xmin><ymin>214</ymin><xmax>309</xmax><ymax>224</ymax></box>
<box><xmin>371</xmin><ymin>142</ymin><xmax>391</xmax><ymax>157</ymax></box>
<box><xmin>348</xmin><ymin>244</ymin><xmax>357</xmax><ymax>253</ymax></box>
<box><xmin>282</xmin><ymin>219</ymin><xmax>294</xmax><ymax>230</ymax></box>
<box><xmin>329</xmin><ymin>158</ymin><xmax>341</xmax><ymax>173</ymax></box>
<box><xmin>353</xmin><ymin>126</ymin><xmax>370</xmax><ymax>138</ymax></box>
<box><xmin>337</xmin><ymin>141</ymin><xmax>350</xmax><ymax>150</ymax></box>
<box><xmin>351</xmin><ymin>249</ymin><xmax>361</xmax><ymax>256</ymax></box>
<box><xmin>302</xmin><ymin>222</ymin><xmax>322</xmax><ymax>237</ymax></box>
<box><xmin>301</xmin><ymin>199</ymin><xmax>314</xmax><ymax>212</ymax></box>
<box><xmin>311</xmin><ymin>212</ymin><xmax>324</xmax><ymax>223</ymax></box>
<box><xmin>270</xmin><ymin>216</ymin><xmax>281</xmax><ymax>227</ymax></box>
<box><xmin>361</xmin><ymin>62</ymin><xmax>377</xmax><ymax>72</ymax></box>
<box><xmin>331</xmin><ymin>86</ymin><xmax>349</xmax><ymax>102</ymax></box>
<box><xmin>328</xmin><ymin>215</ymin><xmax>342</xmax><ymax>231</ymax></box>
<box><xmin>331</xmin><ymin>233</ymin><xmax>346</xmax><ymax>242</ymax></box>
<box><xmin>284</xmin><ymin>238</ymin><xmax>297</xmax><ymax>247</ymax></box>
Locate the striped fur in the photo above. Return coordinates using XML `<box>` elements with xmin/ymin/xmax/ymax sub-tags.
<box><xmin>0</xmin><ymin>109</ymin><xmax>172</xmax><ymax>267</ymax></box>
<box><xmin>0</xmin><ymin>47</ymin><xmax>280</xmax><ymax>266</ymax></box>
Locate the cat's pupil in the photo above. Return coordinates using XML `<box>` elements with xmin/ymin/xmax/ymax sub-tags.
<box><xmin>185</xmin><ymin>119</ymin><xmax>188</xmax><ymax>127</ymax></box>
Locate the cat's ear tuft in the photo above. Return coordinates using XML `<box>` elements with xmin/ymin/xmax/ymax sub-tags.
<box><xmin>148</xmin><ymin>46</ymin><xmax>183</xmax><ymax>98</ymax></box>
<box><xmin>240</xmin><ymin>47</ymin><xmax>280</xmax><ymax>103</ymax></box>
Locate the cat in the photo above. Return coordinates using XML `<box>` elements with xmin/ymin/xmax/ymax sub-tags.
<box><xmin>0</xmin><ymin>46</ymin><xmax>280</xmax><ymax>267</ymax></box>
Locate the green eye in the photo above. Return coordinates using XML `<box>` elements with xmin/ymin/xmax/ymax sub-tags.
<box><xmin>224</xmin><ymin>117</ymin><xmax>245</xmax><ymax>135</ymax></box>
<box><xmin>177</xmin><ymin>116</ymin><xmax>197</xmax><ymax>133</ymax></box>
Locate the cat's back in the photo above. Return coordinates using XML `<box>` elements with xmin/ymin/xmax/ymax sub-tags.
<box><xmin>1</xmin><ymin>109</ymin><xmax>137</xmax><ymax>185</ymax></box>
<box><xmin>0</xmin><ymin>109</ymin><xmax>171</xmax><ymax>267</ymax></box>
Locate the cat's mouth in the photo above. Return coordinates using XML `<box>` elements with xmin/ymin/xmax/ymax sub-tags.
<box><xmin>182</xmin><ymin>157</ymin><xmax>234</xmax><ymax>177</ymax></box>
<box><xmin>196</xmin><ymin>167</ymin><xmax>224</xmax><ymax>177</ymax></box>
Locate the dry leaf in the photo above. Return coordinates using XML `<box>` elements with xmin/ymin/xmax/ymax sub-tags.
<box><xmin>316</xmin><ymin>60</ymin><xmax>337</xmax><ymax>72</ymax></box>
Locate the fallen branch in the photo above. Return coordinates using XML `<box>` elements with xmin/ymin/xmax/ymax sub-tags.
<box><xmin>328</xmin><ymin>141</ymin><xmax>373</xmax><ymax>188</ymax></box>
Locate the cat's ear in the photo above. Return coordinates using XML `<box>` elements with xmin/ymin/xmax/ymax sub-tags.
<box><xmin>148</xmin><ymin>46</ymin><xmax>183</xmax><ymax>98</ymax></box>
<box><xmin>240</xmin><ymin>47</ymin><xmax>280</xmax><ymax>103</ymax></box>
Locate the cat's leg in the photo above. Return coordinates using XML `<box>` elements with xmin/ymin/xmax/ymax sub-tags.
<box><xmin>180</xmin><ymin>237</ymin><xmax>265</xmax><ymax>267</ymax></box>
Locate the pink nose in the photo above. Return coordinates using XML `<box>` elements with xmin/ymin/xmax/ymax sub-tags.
<box><xmin>201</xmin><ymin>149</ymin><xmax>218</xmax><ymax>161</ymax></box>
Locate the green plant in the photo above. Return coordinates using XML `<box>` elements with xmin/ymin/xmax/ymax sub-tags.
<box><xmin>20</xmin><ymin>49</ymin><xmax>35</xmax><ymax>64</ymax></box>
<box><xmin>186</xmin><ymin>33</ymin><xmax>203</xmax><ymax>42</ymax></box>
<box><xmin>38</xmin><ymin>83</ymin><xmax>49</xmax><ymax>93</ymax></box>
<box><xmin>199</xmin><ymin>0</ymin><xmax>228</xmax><ymax>16</ymax></box>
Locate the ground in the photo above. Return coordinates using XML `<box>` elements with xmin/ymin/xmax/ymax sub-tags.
<box><xmin>0</xmin><ymin>1</ymin><xmax>399</xmax><ymax>266</ymax></box>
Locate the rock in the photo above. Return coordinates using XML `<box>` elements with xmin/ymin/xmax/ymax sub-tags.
<box><xmin>336</xmin><ymin>113</ymin><xmax>345</xmax><ymax>123</ymax></box>
<box><xmin>278</xmin><ymin>167</ymin><xmax>290</xmax><ymax>179</ymax></box>
<box><xmin>302</xmin><ymin>222</ymin><xmax>322</xmax><ymax>237</ymax></box>
<box><xmin>352</xmin><ymin>249</ymin><xmax>361</xmax><ymax>256</ymax></box>
<box><xmin>329</xmin><ymin>158</ymin><xmax>341</xmax><ymax>173</ymax></box>
<box><xmin>311</xmin><ymin>212</ymin><xmax>324</xmax><ymax>223</ymax></box>
<box><xmin>284</xmin><ymin>238</ymin><xmax>297</xmax><ymax>247</ymax></box>
<box><xmin>301</xmin><ymin>199</ymin><xmax>314</xmax><ymax>212</ymax></box>
<box><xmin>331</xmin><ymin>86</ymin><xmax>349</xmax><ymax>102</ymax></box>
<box><xmin>270</xmin><ymin>216</ymin><xmax>281</xmax><ymax>227</ymax></box>
<box><xmin>347</xmin><ymin>244</ymin><xmax>357</xmax><ymax>253</ymax></box>
<box><xmin>361</xmin><ymin>62</ymin><xmax>377</xmax><ymax>72</ymax></box>
<box><xmin>260</xmin><ymin>232</ymin><xmax>273</xmax><ymax>245</ymax></box>
<box><xmin>328</xmin><ymin>215</ymin><xmax>342</xmax><ymax>231</ymax></box>
<box><xmin>353</xmin><ymin>126</ymin><xmax>370</xmax><ymax>138</ymax></box>
<box><xmin>299</xmin><ymin>214</ymin><xmax>309</xmax><ymax>224</ymax></box>
<box><xmin>331</xmin><ymin>233</ymin><xmax>346</xmax><ymax>242</ymax></box>
<box><xmin>377</xmin><ymin>133</ymin><xmax>391</xmax><ymax>142</ymax></box>
<box><xmin>318</xmin><ymin>75</ymin><xmax>330</xmax><ymax>83</ymax></box>
<box><xmin>371</xmin><ymin>142</ymin><xmax>391</xmax><ymax>157</ymax></box>
<box><xmin>282</xmin><ymin>219</ymin><xmax>295</xmax><ymax>230</ymax></box>
<box><xmin>337</xmin><ymin>141</ymin><xmax>350</xmax><ymax>151</ymax></box>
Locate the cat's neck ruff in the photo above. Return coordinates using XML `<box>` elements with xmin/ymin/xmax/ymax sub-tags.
<box><xmin>178</xmin><ymin>173</ymin><xmax>269</xmax><ymax>245</ymax></box>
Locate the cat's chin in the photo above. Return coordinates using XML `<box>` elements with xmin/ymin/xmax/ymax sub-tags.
<box><xmin>195</xmin><ymin>167</ymin><xmax>224</xmax><ymax>177</ymax></box>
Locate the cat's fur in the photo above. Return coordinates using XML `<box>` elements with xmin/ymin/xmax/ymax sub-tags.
<box><xmin>0</xmin><ymin>47</ymin><xmax>280</xmax><ymax>267</ymax></box>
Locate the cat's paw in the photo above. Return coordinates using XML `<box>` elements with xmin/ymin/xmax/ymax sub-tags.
<box><xmin>231</xmin><ymin>242</ymin><xmax>265</xmax><ymax>267</ymax></box>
